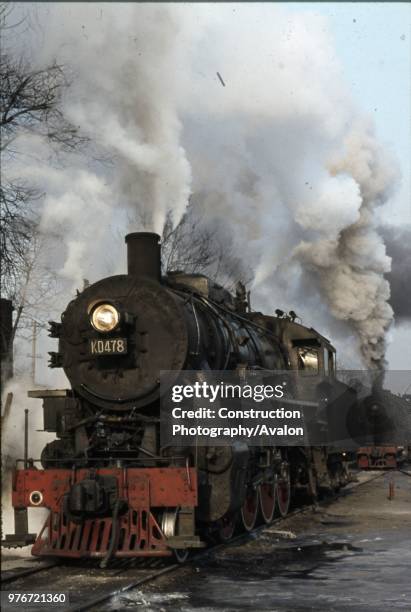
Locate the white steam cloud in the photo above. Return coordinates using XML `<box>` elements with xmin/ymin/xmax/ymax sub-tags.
<box><xmin>1</xmin><ymin>379</ymin><xmax>53</xmax><ymax>541</ymax></box>
<box><xmin>8</xmin><ymin>4</ymin><xmax>400</xmax><ymax>368</ymax></box>
<box><xmin>10</xmin><ymin>3</ymin><xmax>193</xmax><ymax>286</ymax></box>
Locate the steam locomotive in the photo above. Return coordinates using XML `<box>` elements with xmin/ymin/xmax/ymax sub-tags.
<box><xmin>4</xmin><ymin>233</ymin><xmax>358</xmax><ymax>563</ymax></box>
<box><xmin>355</xmin><ymin>391</ymin><xmax>411</xmax><ymax>469</ymax></box>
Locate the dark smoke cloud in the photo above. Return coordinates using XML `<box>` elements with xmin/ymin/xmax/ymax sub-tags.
<box><xmin>382</xmin><ymin>225</ymin><xmax>411</xmax><ymax>322</ymax></box>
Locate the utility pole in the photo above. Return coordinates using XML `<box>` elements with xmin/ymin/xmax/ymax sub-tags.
<box><xmin>0</xmin><ymin>298</ymin><xmax>14</xmax><ymax>385</ymax></box>
<box><xmin>31</xmin><ymin>320</ymin><xmax>37</xmax><ymax>385</ymax></box>
<box><xmin>28</xmin><ymin>320</ymin><xmax>42</xmax><ymax>386</ymax></box>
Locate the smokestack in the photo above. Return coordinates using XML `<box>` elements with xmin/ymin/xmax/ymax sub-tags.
<box><xmin>125</xmin><ymin>232</ymin><xmax>161</xmax><ymax>281</ymax></box>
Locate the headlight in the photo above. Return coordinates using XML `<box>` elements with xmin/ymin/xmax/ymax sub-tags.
<box><xmin>90</xmin><ymin>303</ymin><xmax>120</xmax><ymax>332</ymax></box>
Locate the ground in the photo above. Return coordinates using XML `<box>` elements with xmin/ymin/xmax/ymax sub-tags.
<box><xmin>2</xmin><ymin>470</ymin><xmax>411</xmax><ymax>611</ymax></box>
<box><xmin>109</xmin><ymin>470</ymin><xmax>411</xmax><ymax>611</ymax></box>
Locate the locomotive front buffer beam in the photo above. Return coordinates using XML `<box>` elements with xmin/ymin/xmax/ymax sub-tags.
<box><xmin>3</xmin><ymin>466</ymin><xmax>204</xmax><ymax>559</ymax></box>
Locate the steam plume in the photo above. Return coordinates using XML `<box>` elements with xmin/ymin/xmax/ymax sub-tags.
<box><xmin>178</xmin><ymin>7</ymin><xmax>400</xmax><ymax>369</ymax></box>
<box><xmin>8</xmin><ymin>4</ymin><xmax>402</xmax><ymax>368</ymax></box>
<box><xmin>10</xmin><ymin>4</ymin><xmax>192</xmax><ymax>285</ymax></box>
<box><xmin>52</xmin><ymin>4</ymin><xmax>191</xmax><ymax>232</ymax></box>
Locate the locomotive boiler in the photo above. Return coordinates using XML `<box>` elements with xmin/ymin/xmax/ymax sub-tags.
<box><xmin>4</xmin><ymin>232</ymin><xmax>351</xmax><ymax>563</ymax></box>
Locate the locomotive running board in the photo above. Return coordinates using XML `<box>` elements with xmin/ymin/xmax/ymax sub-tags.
<box><xmin>28</xmin><ymin>389</ymin><xmax>71</xmax><ymax>398</ymax></box>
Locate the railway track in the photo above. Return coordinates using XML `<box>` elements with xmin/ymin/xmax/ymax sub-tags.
<box><xmin>1</xmin><ymin>470</ymin><xmax>388</xmax><ymax>611</ymax></box>
<box><xmin>1</xmin><ymin>562</ymin><xmax>57</xmax><ymax>586</ymax></box>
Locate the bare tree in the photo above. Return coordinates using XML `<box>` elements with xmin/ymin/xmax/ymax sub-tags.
<box><xmin>0</xmin><ymin>54</ymin><xmax>86</xmax><ymax>290</ymax></box>
<box><xmin>0</xmin><ymin>4</ymin><xmax>86</xmax><ymax>334</ymax></box>
<box><xmin>161</xmin><ymin>206</ymin><xmax>223</xmax><ymax>274</ymax></box>
<box><xmin>160</xmin><ymin>200</ymin><xmax>253</xmax><ymax>292</ymax></box>
<box><xmin>5</xmin><ymin>231</ymin><xmax>62</xmax><ymax>347</ymax></box>
<box><xmin>1</xmin><ymin>58</ymin><xmax>85</xmax><ymax>154</ymax></box>
<box><xmin>0</xmin><ymin>181</ymin><xmax>39</xmax><ymax>287</ymax></box>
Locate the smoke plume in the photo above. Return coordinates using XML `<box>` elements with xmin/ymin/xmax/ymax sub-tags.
<box><xmin>293</xmin><ymin>122</ymin><xmax>397</xmax><ymax>369</ymax></box>
<box><xmin>7</xmin><ymin>4</ymin><xmax>402</xmax><ymax>369</ymax></box>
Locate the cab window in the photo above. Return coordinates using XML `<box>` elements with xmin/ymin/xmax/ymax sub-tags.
<box><xmin>297</xmin><ymin>347</ymin><xmax>319</xmax><ymax>375</ymax></box>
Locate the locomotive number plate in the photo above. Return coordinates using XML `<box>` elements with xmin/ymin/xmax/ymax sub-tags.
<box><xmin>89</xmin><ymin>338</ymin><xmax>127</xmax><ymax>356</ymax></box>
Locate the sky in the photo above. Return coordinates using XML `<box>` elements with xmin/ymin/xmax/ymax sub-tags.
<box><xmin>287</xmin><ymin>2</ymin><xmax>410</xmax><ymax>224</ymax></box>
